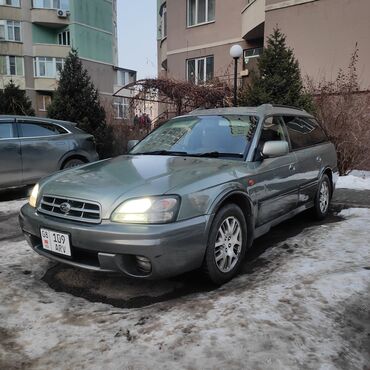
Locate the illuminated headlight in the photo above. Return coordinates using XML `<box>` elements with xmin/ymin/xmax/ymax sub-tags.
<box><xmin>111</xmin><ymin>196</ymin><xmax>180</xmax><ymax>224</ymax></box>
<box><xmin>29</xmin><ymin>183</ymin><xmax>39</xmax><ymax>208</ymax></box>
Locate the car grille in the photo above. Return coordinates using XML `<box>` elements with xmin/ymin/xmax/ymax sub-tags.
<box><xmin>38</xmin><ymin>195</ymin><xmax>101</xmax><ymax>224</ymax></box>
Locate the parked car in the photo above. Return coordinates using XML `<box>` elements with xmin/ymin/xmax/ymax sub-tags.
<box><xmin>0</xmin><ymin>116</ymin><xmax>99</xmax><ymax>189</ymax></box>
<box><xmin>19</xmin><ymin>105</ymin><xmax>338</xmax><ymax>285</ymax></box>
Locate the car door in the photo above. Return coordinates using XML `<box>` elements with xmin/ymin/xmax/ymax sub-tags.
<box><xmin>17</xmin><ymin>118</ymin><xmax>71</xmax><ymax>185</ymax></box>
<box><xmin>253</xmin><ymin>116</ymin><xmax>299</xmax><ymax>226</ymax></box>
<box><xmin>0</xmin><ymin>118</ymin><xmax>22</xmax><ymax>189</ymax></box>
<box><xmin>283</xmin><ymin>116</ymin><xmax>328</xmax><ymax>205</ymax></box>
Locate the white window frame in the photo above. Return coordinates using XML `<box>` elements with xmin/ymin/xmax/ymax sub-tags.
<box><xmin>161</xmin><ymin>3</ymin><xmax>167</xmax><ymax>40</ymax></box>
<box><xmin>114</xmin><ymin>99</ymin><xmax>129</xmax><ymax>119</ymax></box>
<box><xmin>33</xmin><ymin>56</ymin><xmax>65</xmax><ymax>78</ymax></box>
<box><xmin>38</xmin><ymin>95</ymin><xmax>52</xmax><ymax>111</ymax></box>
<box><xmin>0</xmin><ymin>20</ymin><xmax>21</xmax><ymax>42</ymax></box>
<box><xmin>57</xmin><ymin>29</ymin><xmax>70</xmax><ymax>45</ymax></box>
<box><xmin>32</xmin><ymin>0</ymin><xmax>69</xmax><ymax>10</ymax></box>
<box><xmin>0</xmin><ymin>0</ymin><xmax>21</xmax><ymax>7</ymax></box>
<box><xmin>0</xmin><ymin>55</ymin><xmax>24</xmax><ymax>76</ymax></box>
<box><xmin>187</xmin><ymin>0</ymin><xmax>215</xmax><ymax>27</ymax></box>
<box><xmin>186</xmin><ymin>55</ymin><xmax>214</xmax><ymax>85</ymax></box>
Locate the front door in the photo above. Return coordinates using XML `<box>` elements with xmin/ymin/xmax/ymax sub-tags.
<box><xmin>0</xmin><ymin>119</ymin><xmax>22</xmax><ymax>189</ymax></box>
<box><xmin>253</xmin><ymin>116</ymin><xmax>299</xmax><ymax>226</ymax></box>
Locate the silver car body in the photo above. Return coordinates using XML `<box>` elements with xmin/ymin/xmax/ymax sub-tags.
<box><xmin>19</xmin><ymin>105</ymin><xmax>338</xmax><ymax>279</ymax></box>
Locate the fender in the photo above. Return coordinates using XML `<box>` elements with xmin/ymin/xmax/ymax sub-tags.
<box><xmin>57</xmin><ymin>149</ymin><xmax>91</xmax><ymax>169</ymax></box>
<box><xmin>205</xmin><ymin>185</ymin><xmax>256</xmax><ymax>247</ymax></box>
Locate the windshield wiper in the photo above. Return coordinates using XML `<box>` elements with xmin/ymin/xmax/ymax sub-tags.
<box><xmin>133</xmin><ymin>150</ymin><xmax>189</xmax><ymax>156</ymax></box>
<box><xmin>189</xmin><ymin>152</ymin><xmax>244</xmax><ymax>158</ymax></box>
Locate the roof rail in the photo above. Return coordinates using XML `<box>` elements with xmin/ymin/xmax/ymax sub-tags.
<box><xmin>268</xmin><ymin>104</ymin><xmax>306</xmax><ymax>112</ymax></box>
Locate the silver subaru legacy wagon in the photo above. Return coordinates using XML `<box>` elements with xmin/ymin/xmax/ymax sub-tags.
<box><xmin>20</xmin><ymin>104</ymin><xmax>338</xmax><ymax>284</ymax></box>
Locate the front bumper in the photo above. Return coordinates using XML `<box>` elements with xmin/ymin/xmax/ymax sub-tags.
<box><xmin>19</xmin><ymin>204</ymin><xmax>209</xmax><ymax>279</ymax></box>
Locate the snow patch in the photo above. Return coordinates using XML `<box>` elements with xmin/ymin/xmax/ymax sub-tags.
<box><xmin>337</xmin><ymin>170</ymin><xmax>370</xmax><ymax>191</ymax></box>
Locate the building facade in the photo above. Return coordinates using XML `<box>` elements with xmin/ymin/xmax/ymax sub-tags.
<box><xmin>0</xmin><ymin>0</ymin><xmax>136</xmax><ymax>117</ymax></box>
<box><xmin>158</xmin><ymin>0</ymin><xmax>370</xmax><ymax>90</ymax></box>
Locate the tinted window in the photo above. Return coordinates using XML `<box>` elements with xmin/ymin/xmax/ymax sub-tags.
<box><xmin>284</xmin><ymin>116</ymin><xmax>328</xmax><ymax>150</ymax></box>
<box><xmin>19</xmin><ymin>122</ymin><xmax>67</xmax><ymax>137</ymax></box>
<box><xmin>0</xmin><ymin>123</ymin><xmax>14</xmax><ymax>139</ymax></box>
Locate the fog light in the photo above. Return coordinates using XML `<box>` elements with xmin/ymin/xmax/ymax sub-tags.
<box><xmin>136</xmin><ymin>256</ymin><xmax>152</xmax><ymax>273</ymax></box>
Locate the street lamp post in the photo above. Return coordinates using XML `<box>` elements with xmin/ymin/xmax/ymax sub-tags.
<box><xmin>229</xmin><ymin>44</ymin><xmax>243</xmax><ymax>107</ymax></box>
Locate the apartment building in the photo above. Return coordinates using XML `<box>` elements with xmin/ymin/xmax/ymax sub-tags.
<box><xmin>158</xmin><ymin>0</ymin><xmax>370</xmax><ymax>90</ymax></box>
<box><xmin>0</xmin><ymin>0</ymin><xmax>136</xmax><ymax>118</ymax></box>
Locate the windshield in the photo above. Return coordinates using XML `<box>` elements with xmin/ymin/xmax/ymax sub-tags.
<box><xmin>130</xmin><ymin>115</ymin><xmax>259</xmax><ymax>159</ymax></box>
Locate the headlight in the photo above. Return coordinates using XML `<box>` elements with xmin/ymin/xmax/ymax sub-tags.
<box><xmin>111</xmin><ymin>196</ymin><xmax>180</xmax><ymax>224</ymax></box>
<box><xmin>29</xmin><ymin>183</ymin><xmax>39</xmax><ymax>208</ymax></box>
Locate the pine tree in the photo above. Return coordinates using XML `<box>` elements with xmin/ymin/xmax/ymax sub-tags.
<box><xmin>239</xmin><ymin>28</ymin><xmax>314</xmax><ymax>112</ymax></box>
<box><xmin>47</xmin><ymin>49</ymin><xmax>113</xmax><ymax>158</ymax></box>
<box><xmin>0</xmin><ymin>80</ymin><xmax>35</xmax><ymax>116</ymax></box>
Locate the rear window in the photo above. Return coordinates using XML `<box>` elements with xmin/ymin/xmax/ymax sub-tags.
<box><xmin>283</xmin><ymin>116</ymin><xmax>328</xmax><ymax>150</ymax></box>
<box><xmin>19</xmin><ymin>121</ymin><xmax>68</xmax><ymax>138</ymax></box>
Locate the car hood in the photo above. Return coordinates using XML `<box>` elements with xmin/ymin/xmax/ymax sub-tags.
<box><xmin>39</xmin><ymin>155</ymin><xmax>254</xmax><ymax>218</ymax></box>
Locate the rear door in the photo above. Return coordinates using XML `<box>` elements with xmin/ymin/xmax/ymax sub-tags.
<box><xmin>17</xmin><ymin>119</ymin><xmax>71</xmax><ymax>185</ymax></box>
<box><xmin>253</xmin><ymin>116</ymin><xmax>299</xmax><ymax>226</ymax></box>
<box><xmin>283</xmin><ymin>116</ymin><xmax>329</xmax><ymax>205</ymax></box>
<box><xmin>0</xmin><ymin>118</ymin><xmax>22</xmax><ymax>188</ymax></box>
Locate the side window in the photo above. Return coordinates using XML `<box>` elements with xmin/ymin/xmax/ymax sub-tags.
<box><xmin>255</xmin><ymin>116</ymin><xmax>286</xmax><ymax>160</ymax></box>
<box><xmin>19</xmin><ymin>122</ymin><xmax>67</xmax><ymax>138</ymax></box>
<box><xmin>0</xmin><ymin>123</ymin><xmax>14</xmax><ymax>139</ymax></box>
<box><xmin>284</xmin><ymin>116</ymin><xmax>328</xmax><ymax>150</ymax></box>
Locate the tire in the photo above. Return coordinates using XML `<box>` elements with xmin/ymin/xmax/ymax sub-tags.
<box><xmin>202</xmin><ymin>203</ymin><xmax>248</xmax><ymax>285</ymax></box>
<box><xmin>62</xmin><ymin>158</ymin><xmax>85</xmax><ymax>169</ymax></box>
<box><xmin>313</xmin><ymin>174</ymin><xmax>331</xmax><ymax>220</ymax></box>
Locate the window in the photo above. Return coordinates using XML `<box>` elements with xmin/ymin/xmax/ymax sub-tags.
<box><xmin>255</xmin><ymin>116</ymin><xmax>286</xmax><ymax>160</ymax></box>
<box><xmin>187</xmin><ymin>56</ymin><xmax>214</xmax><ymax>85</ymax></box>
<box><xmin>0</xmin><ymin>123</ymin><xmax>14</xmax><ymax>139</ymax></box>
<box><xmin>187</xmin><ymin>0</ymin><xmax>215</xmax><ymax>27</ymax></box>
<box><xmin>33</xmin><ymin>57</ymin><xmax>65</xmax><ymax>78</ymax></box>
<box><xmin>37</xmin><ymin>95</ymin><xmax>52</xmax><ymax>111</ymax></box>
<box><xmin>0</xmin><ymin>0</ymin><xmax>20</xmax><ymax>7</ymax></box>
<box><xmin>57</xmin><ymin>29</ymin><xmax>70</xmax><ymax>45</ymax></box>
<box><xmin>32</xmin><ymin>0</ymin><xmax>69</xmax><ymax>10</ymax></box>
<box><xmin>19</xmin><ymin>122</ymin><xmax>67</xmax><ymax>137</ymax></box>
<box><xmin>131</xmin><ymin>115</ymin><xmax>258</xmax><ymax>158</ymax></box>
<box><xmin>0</xmin><ymin>20</ymin><xmax>21</xmax><ymax>42</ymax></box>
<box><xmin>283</xmin><ymin>116</ymin><xmax>328</xmax><ymax>150</ymax></box>
<box><xmin>114</xmin><ymin>99</ymin><xmax>129</xmax><ymax>119</ymax></box>
<box><xmin>160</xmin><ymin>3</ymin><xmax>167</xmax><ymax>39</ymax></box>
<box><xmin>0</xmin><ymin>55</ymin><xmax>24</xmax><ymax>75</ymax></box>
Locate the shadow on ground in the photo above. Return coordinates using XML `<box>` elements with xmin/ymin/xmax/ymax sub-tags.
<box><xmin>41</xmin><ymin>209</ymin><xmax>344</xmax><ymax>309</ymax></box>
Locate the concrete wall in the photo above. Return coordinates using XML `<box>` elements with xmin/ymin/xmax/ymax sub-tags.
<box><xmin>162</xmin><ymin>0</ymin><xmax>249</xmax><ymax>82</ymax></box>
<box><xmin>265</xmin><ymin>0</ymin><xmax>370</xmax><ymax>89</ymax></box>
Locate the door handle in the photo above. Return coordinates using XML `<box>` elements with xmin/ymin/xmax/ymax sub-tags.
<box><xmin>289</xmin><ymin>164</ymin><xmax>296</xmax><ymax>171</ymax></box>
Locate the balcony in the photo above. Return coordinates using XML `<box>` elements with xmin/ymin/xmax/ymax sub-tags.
<box><xmin>0</xmin><ymin>76</ymin><xmax>25</xmax><ymax>90</ymax></box>
<box><xmin>31</xmin><ymin>8</ymin><xmax>70</xmax><ymax>28</ymax></box>
<box><xmin>33</xmin><ymin>44</ymin><xmax>70</xmax><ymax>58</ymax></box>
<box><xmin>242</xmin><ymin>0</ymin><xmax>265</xmax><ymax>41</ymax></box>
<box><xmin>0</xmin><ymin>42</ymin><xmax>23</xmax><ymax>55</ymax></box>
<box><xmin>34</xmin><ymin>77</ymin><xmax>58</xmax><ymax>91</ymax></box>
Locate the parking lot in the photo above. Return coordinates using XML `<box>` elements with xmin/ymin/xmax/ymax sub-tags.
<box><xmin>1</xmin><ymin>186</ymin><xmax>370</xmax><ymax>370</ymax></box>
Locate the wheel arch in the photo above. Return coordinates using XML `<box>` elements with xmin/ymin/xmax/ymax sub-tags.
<box><xmin>208</xmin><ymin>190</ymin><xmax>255</xmax><ymax>248</ymax></box>
<box><xmin>321</xmin><ymin>167</ymin><xmax>334</xmax><ymax>196</ymax></box>
<box><xmin>60</xmin><ymin>153</ymin><xmax>89</xmax><ymax>169</ymax></box>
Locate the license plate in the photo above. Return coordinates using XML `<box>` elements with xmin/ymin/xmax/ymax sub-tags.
<box><xmin>40</xmin><ymin>228</ymin><xmax>71</xmax><ymax>257</ymax></box>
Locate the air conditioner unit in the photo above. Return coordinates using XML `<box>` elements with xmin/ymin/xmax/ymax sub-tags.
<box><xmin>57</xmin><ymin>9</ymin><xmax>68</xmax><ymax>18</ymax></box>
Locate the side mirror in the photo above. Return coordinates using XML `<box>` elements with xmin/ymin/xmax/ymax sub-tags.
<box><xmin>127</xmin><ymin>140</ymin><xmax>139</xmax><ymax>152</ymax></box>
<box><xmin>262</xmin><ymin>141</ymin><xmax>289</xmax><ymax>158</ymax></box>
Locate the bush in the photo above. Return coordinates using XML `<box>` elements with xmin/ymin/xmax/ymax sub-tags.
<box><xmin>0</xmin><ymin>80</ymin><xmax>35</xmax><ymax>116</ymax></box>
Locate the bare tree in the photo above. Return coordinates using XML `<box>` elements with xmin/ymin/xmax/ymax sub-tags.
<box><xmin>307</xmin><ymin>46</ymin><xmax>370</xmax><ymax>175</ymax></box>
